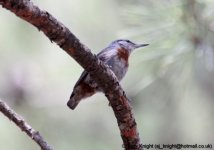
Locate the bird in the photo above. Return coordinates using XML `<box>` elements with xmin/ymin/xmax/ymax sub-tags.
<box><xmin>67</xmin><ymin>39</ymin><xmax>149</xmax><ymax>110</ymax></box>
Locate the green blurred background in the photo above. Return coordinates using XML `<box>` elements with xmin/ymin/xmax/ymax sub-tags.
<box><xmin>0</xmin><ymin>0</ymin><xmax>214</xmax><ymax>149</ymax></box>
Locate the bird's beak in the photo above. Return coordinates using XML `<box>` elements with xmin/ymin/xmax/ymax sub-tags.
<box><xmin>135</xmin><ymin>43</ymin><xmax>149</xmax><ymax>49</ymax></box>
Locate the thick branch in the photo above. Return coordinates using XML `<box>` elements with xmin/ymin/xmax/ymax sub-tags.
<box><xmin>0</xmin><ymin>100</ymin><xmax>53</xmax><ymax>150</ymax></box>
<box><xmin>0</xmin><ymin>0</ymin><xmax>143</xmax><ymax>149</ymax></box>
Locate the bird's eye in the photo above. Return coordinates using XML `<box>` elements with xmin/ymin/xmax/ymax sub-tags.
<box><xmin>126</xmin><ymin>40</ymin><xmax>131</xmax><ymax>43</ymax></box>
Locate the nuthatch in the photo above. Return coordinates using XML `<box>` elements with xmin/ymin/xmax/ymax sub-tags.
<box><xmin>67</xmin><ymin>39</ymin><xmax>149</xmax><ymax>110</ymax></box>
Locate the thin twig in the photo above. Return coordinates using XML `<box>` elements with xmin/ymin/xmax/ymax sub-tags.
<box><xmin>0</xmin><ymin>100</ymin><xmax>53</xmax><ymax>150</ymax></box>
<box><xmin>0</xmin><ymin>0</ymin><xmax>143</xmax><ymax>149</ymax></box>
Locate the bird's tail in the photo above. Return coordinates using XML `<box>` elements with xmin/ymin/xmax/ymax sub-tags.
<box><xmin>67</xmin><ymin>93</ymin><xmax>80</xmax><ymax>110</ymax></box>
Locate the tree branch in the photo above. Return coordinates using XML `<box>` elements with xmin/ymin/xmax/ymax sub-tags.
<box><xmin>0</xmin><ymin>0</ymin><xmax>143</xmax><ymax>149</ymax></box>
<box><xmin>0</xmin><ymin>100</ymin><xmax>53</xmax><ymax>150</ymax></box>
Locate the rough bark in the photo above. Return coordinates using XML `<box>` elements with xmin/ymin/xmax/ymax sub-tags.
<box><xmin>0</xmin><ymin>0</ymin><xmax>143</xmax><ymax>149</ymax></box>
<box><xmin>0</xmin><ymin>100</ymin><xmax>53</xmax><ymax>150</ymax></box>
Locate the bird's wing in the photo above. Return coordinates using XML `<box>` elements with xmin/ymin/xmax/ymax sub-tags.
<box><xmin>73</xmin><ymin>48</ymin><xmax>108</xmax><ymax>88</ymax></box>
<box><xmin>97</xmin><ymin>46</ymin><xmax>116</xmax><ymax>62</ymax></box>
<box><xmin>97</xmin><ymin>49</ymin><xmax>108</xmax><ymax>62</ymax></box>
<box><xmin>73</xmin><ymin>71</ymin><xmax>88</xmax><ymax>88</ymax></box>
<box><xmin>74</xmin><ymin>46</ymin><xmax>116</xmax><ymax>88</ymax></box>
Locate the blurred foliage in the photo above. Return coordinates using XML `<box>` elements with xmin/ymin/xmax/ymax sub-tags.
<box><xmin>0</xmin><ymin>0</ymin><xmax>214</xmax><ymax>149</ymax></box>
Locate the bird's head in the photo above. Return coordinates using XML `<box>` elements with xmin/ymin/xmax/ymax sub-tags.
<box><xmin>111</xmin><ymin>39</ymin><xmax>149</xmax><ymax>53</ymax></box>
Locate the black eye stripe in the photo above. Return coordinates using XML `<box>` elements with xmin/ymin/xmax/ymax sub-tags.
<box><xmin>111</xmin><ymin>39</ymin><xmax>135</xmax><ymax>45</ymax></box>
<box><xmin>119</xmin><ymin>40</ymin><xmax>131</xmax><ymax>43</ymax></box>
